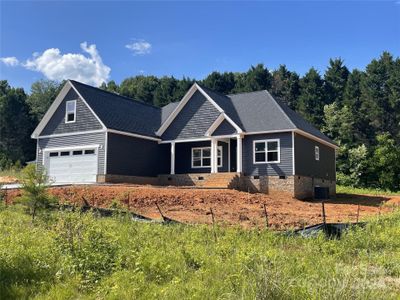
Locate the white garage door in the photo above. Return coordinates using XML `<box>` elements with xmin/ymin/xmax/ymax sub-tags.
<box><xmin>44</xmin><ymin>147</ymin><xmax>98</xmax><ymax>183</ymax></box>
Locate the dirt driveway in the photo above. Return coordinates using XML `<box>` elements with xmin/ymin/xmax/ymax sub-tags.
<box><xmin>5</xmin><ymin>185</ymin><xmax>400</xmax><ymax>229</ymax></box>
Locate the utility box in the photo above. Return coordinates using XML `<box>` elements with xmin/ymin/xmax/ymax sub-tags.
<box><xmin>314</xmin><ymin>187</ymin><xmax>330</xmax><ymax>200</ymax></box>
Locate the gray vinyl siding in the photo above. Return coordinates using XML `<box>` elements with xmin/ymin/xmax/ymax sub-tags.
<box><xmin>174</xmin><ymin>141</ymin><xmax>229</xmax><ymax>174</ymax></box>
<box><xmin>107</xmin><ymin>133</ymin><xmax>168</xmax><ymax>177</ymax></box>
<box><xmin>294</xmin><ymin>133</ymin><xmax>336</xmax><ymax>180</ymax></box>
<box><xmin>242</xmin><ymin>132</ymin><xmax>293</xmax><ymax>176</ymax></box>
<box><xmin>37</xmin><ymin>132</ymin><xmax>106</xmax><ymax>175</ymax></box>
<box><xmin>162</xmin><ymin>91</ymin><xmax>220</xmax><ymax>140</ymax></box>
<box><xmin>41</xmin><ymin>89</ymin><xmax>103</xmax><ymax>136</ymax></box>
<box><xmin>212</xmin><ymin>120</ymin><xmax>237</xmax><ymax>136</ymax></box>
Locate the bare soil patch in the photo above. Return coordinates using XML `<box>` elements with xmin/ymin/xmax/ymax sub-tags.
<box><xmin>5</xmin><ymin>185</ymin><xmax>400</xmax><ymax>229</ymax></box>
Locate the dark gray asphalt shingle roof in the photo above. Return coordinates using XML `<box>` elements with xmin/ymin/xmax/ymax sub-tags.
<box><xmin>69</xmin><ymin>80</ymin><xmax>334</xmax><ymax>145</ymax></box>
<box><xmin>70</xmin><ymin>80</ymin><xmax>161</xmax><ymax>137</ymax></box>
<box><xmin>200</xmin><ymin>85</ymin><xmax>335</xmax><ymax>145</ymax></box>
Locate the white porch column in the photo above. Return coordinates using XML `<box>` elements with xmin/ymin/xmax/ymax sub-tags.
<box><xmin>211</xmin><ymin>138</ymin><xmax>218</xmax><ymax>173</ymax></box>
<box><xmin>170</xmin><ymin>142</ymin><xmax>175</xmax><ymax>175</ymax></box>
<box><xmin>236</xmin><ymin>135</ymin><xmax>242</xmax><ymax>173</ymax></box>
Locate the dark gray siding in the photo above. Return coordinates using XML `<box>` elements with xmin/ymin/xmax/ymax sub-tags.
<box><xmin>175</xmin><ymin>141</ymin><xmax>229</xmax><ymax>174</ymax></box>
<box><xmin>242</xmin><ymin>132</ymin><xmax>293</xmax><ymax>176</ymax></box>
<box><xmin>294</xmin><ymin>133</ymin><xmax>336</xmax><ymax>180</ymax></box>
<box><xmin>212</xmin><ymin>120</ymin><xmax>237</xmax><ymax>136</ymax></box>
<box><xmin>107</xmin><ymin>133</ymin><xmax>169</xmax><ymax>177</ymax></box>
<box><xmin>37</xmin><ymin>132</ymin><xmax>106</xmax><ymax>174</ymax></box>
<box><xmin>162</xmin><ymin>91</ymin><xmax>220</xmax><ymax>140</ymax></box>
<box><xmin>41</xmin><ymin>89</ymin><xmax>103</xmax><ymax>136</ymax></box>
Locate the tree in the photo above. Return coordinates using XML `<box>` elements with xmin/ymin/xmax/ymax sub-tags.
<box><xmin>271</xmin><ymin>65</ymin><xmax>300</xmax><ymax>109</ymax></box>
<box><xmin>322</xmin><ymin>103</ymin><xmax>355</xmax><ymax>146</ymax></box>
<box><xmin>202</xmin><ymin>71</ymin><xmax>236</xmax><ymax>94</ymax></box>
<box><xmin>27</xmin><ymin>80</ymin><xmax>64</xmax><ymax>122</ymax></box>
<box><xmin>370</xmin><ymin>133</ymin><xmax>400</xmax><ymax>190</ymax></box>
<box><xmin>234</xmin><ymin>64</ymin><xmax>272</xmax><ymax>93</ymax></box>
<box><xmin>0</xmin><ymin>81</ymin><xmax>34</xmax><ymax>168</ymax></box>
<box><xmin>297</xmin><ymin>68</ymin><xmax>325</xmax><ymax>128</ymax></box>
<box><xmin>360</xmin><ymin>52</ymin><xmax>395</xmax><ymax>139</ymax></box>
<box><xmin>172</xmin><ymin>77</ymin><xmax>195</xmax><ymax>102</ymax></box>
<box><xmin>100</xmin><ymin>80</ymin><xmax>119</xmax><ymax>94</ymax></box>
<box><xmin>15</xmin><ymin>164</ymin><xmax>55</xmax><ymax>221</ymax></box>
<box><xmin>324</xmin><ymin>58</ymin><xmax>349</xmax><ymax>106</ymax></box>
<box><xmin>153</xmin><ymin>77</ymin><xmax>178</xmax><ymax>107</ymax></box>
<box><xmin>119</xmin><ymin>76</ymin><xmax>160</xmax><ymax>105</ymax></box>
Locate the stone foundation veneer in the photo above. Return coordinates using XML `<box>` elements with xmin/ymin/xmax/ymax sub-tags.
<box><xmin>158</xmin><ymin>173</ymin><xmax>214</xmax><ymax>186</ymax></box>
<box><xmin>238</xmin><ymin>175</ymin><xmax>336</xmax><ymax>200</ymax></box>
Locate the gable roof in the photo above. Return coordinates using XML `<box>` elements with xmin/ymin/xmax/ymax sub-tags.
<box><xmin>159</xmin><ymin>83</ymin><xmax>336</xmax><ymax>148</ymax></box>
<box><xmin>69</xmin><ymin>80</ymin><xmax>162</xmax><ymax>138</ymax></box>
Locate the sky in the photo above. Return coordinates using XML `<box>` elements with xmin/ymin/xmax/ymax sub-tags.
<box><xmin>0</xmin><ymin>0</ymin><xmax>399</xmax><ymax>91</ymax></box>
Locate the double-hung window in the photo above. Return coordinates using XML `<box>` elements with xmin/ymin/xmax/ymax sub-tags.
<box><xmin>192</xmin><ymin>146</ymin><xmax>223</xmax><ymax>168</ymax></box>
<box><xmin>65</xmin><ymin>100</ymin><xmax>76</xmax><ymax>123</ymax></box>
<box><xmin>253</xmin><ymin>139</ymin><xmax>280</xmax><ymax>164</ymax></box>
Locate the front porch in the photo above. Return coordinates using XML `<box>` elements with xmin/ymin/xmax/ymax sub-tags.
<box><xmin>167</xmin><ymin>135</ymin><xmax>243</xmax><ymax>175</ymax></box>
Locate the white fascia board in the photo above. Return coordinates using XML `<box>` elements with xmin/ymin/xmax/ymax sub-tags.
<box><xmin>107</xmin><ymin>129</ymin><xmax>161</xmax><ymax>142</ymax></box>
<box><xmin>205</xmin><ymin>114</ymin><xmax>225</xmax><ymax>136</ymax></box>
<box><xmin>243</xmin><ymin>129</ymin><xmax>295</xmax><ymax>135</ymax></box>
<box><xmin>31</xmin><ymin>82</ymin><xmax>73</xmax><ymax>138</ymax></box>
<box><xmin>37</xmin><ymin>129</ymin><xmax>106</xmax><ymax>139</ymax></box>
<box><xmin>294</xmin><ymin>129</ymin><xmax>339</xmax><ymax>149</ymax></box>
<box><xmin>160</xmin><ymin>137</ymin><xmax>212</xmax><ymax>144</ymax></box>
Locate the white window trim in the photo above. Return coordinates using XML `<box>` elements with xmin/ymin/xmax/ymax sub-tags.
<box><xmin>191</xmin><ymin>146</ymin><xmax>223</xmax><ymax>168</ymax></box>
<box><xmin>315</xmin><ymin>146</ymin><xmax>320</xmax><ymax>161</ymax></box>
<box><xmin>253</xmin><ymin>139</ymin><xmax>281</xmax><ymax>164</ymax></box>
<box><xmin>65</xmin><ymin>100</ymin><xmax>77</xmax><ymax>123</ymax></box>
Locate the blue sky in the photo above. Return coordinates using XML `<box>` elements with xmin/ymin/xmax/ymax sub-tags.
<box><xmin>1</xmin><ymin>1</ymin><xmax>399</xmax><ymax>91</ymax></box>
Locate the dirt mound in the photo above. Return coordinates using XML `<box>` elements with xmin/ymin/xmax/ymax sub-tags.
<box><xmin>5</xmin><ymin>185</ymin><xmax>400</xmax><ymax>229</ymax></box>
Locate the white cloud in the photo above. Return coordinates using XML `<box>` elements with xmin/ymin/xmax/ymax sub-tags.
<box><xmin>125</xmin><ymin>40</ymin><xmax>152</xmax><ymax>55</ymax></box>
<box><xmin>23</xmin><ymin>42</ymin><xmax>110</xmax><ymax>86</ymax></box>
<box><xmin>0</xmin><ymin>56</ymin><xmax>20</xmax><ymax>66</ymax></box>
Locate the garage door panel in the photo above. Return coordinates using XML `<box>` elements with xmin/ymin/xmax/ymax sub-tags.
<box><xmin>45</xmin><ymin>148</ymin><xmax>98</xmax><ymax>183</ymax></box>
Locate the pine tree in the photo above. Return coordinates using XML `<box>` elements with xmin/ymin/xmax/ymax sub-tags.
<box><xmin>271</xmin><ymin>65</ymin><xmax>300</xmax><ymax>109</ymax></box>
<box><xmin>202</xmin><ymin>71</ymin><xmax>236</xmax><ymax>94</ymax></box>
<box><xmin>154</xmin><ymin>77</ymin><xmax>178</xmax><ymax>107</ymax></box>
<box><xmin>324</xmin><ymin>58</ymin><xmax>349</xmax><ymax>106</ymax></box>
<box><xmin>298</xmin><ymin>68</ymin><xmax>325</xmax><ymax>128</ymax></box>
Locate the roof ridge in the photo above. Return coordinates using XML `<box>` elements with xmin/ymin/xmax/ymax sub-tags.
<box><xmin>197</xmin><ymin>83</ymin><xmax>231</xmax><ymax>99</ymax></box>
<box><xmin>227</xmin><ymin>89</ymin><xmax>267</xmax><ymax>97</ymax></box>
<box><xmin>69</xmin><ymin>79</ymin><xmax>161</xmax><ymax>111</ymax></box>
<box><xmin>264</xmin><ymin>90</ymin><xmax>297</xmax><ymax>129</ymax></box>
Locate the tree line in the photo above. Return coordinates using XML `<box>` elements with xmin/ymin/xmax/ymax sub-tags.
<box><xmin>1</xmin><ymin>51</ymin><xmax>399</xmax><ymax>190</ymax></box>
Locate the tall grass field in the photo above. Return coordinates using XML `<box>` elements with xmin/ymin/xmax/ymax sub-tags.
<box><xmin>1</xmin><ymin>204</ymin><xmax>399</xmax><ymax>299</ymax></box>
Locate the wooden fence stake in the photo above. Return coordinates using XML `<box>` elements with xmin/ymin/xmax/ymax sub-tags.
<box><xmin>356</xmin><ymin>204</ymin><xmax>360</xmax><ymax>223</ymax></box>
<box><xmin>156</xmin><ymin>202</ymin><xmax>165</xmax><ymax>221</ymax></box>
<box><xmin>322</xmin><ymin>201</ymin><xmax>326</xmax><ymax>225</ymax></box>
<box><xmin>210</xmin><ymin>208</ymin><xmax>217</xmax><ymax>242</ymax></box>
<box><xmin>127</xmin><ymin>193</ymin><xmax>130</xmax><ymax>211</ymax></box>
<box><xmin>263</xmin><ymin>203</ymin><xmax>269</xmax><ymax>228</ymax></box>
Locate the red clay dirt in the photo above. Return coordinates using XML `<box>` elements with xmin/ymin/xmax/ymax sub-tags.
<box><xmin>5</xmin><ymin>185</ymin><xmax>400</xmax><ymax>229</ymax></box>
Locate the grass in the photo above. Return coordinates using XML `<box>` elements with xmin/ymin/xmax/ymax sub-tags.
<box><xmin>0</xmin><ymin>204</ymin><xmax>400</xmax><ymax>299</ymax></box>
<box><xmin>337</xmin><ymin>185</ymin><xmax>400</xmax><ymax>196</ymax></box>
